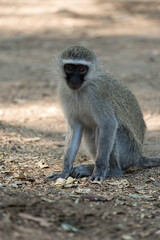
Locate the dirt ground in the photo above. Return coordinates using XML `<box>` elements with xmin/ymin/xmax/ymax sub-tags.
<box><xmin>0</xmin><ymin>0</ymin><xmax>160</xmax><ymax>239</ymax></box>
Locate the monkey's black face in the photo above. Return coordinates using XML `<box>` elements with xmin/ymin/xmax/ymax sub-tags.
<box><xmin>64</xmin><ymin>64</ymin><xmax>88</xmax><ymax>90</ymax></box>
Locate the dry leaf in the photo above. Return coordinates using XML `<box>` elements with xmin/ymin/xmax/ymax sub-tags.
<box><xmin>61</xmin><ymin>223</ymin><xmax>79</xmax><ymax>232</ymax></box>
<box><xmin>64</xmin><ymin>183</ymin><xmax>74</xmax><ymax>188</ymax></box>
<box><xmin>129</xmin><ymin>194</ymin><xmax>154</xmax><ymax>200</ymax></box>
<box><xmin>10</xmin><ymin>183</ymin><xmax>18</xmax><ymax>188</ymax></box>
<box><xmin>19</xmin><ymin>213</ymin><xmax>51</xmax><ymax>227</ymax></box>
<box><xmin>54</xmin><ymin>177</ymin><xmax>76</xmax><ymax>188</ymax></box>
<box><xmin>91</xmin><ymin>180</ymin><xmax>102</xmax><ymax>185</ymax></box>
<box><xmin>54</xmin><ymin>178</ymin><xmax>66</xmax><ymax>187</ymax></box>
<box><xmin>82</xmin><ymin>193</ymin><xmax>109</xmax><ymax>202</ymax></box>
<box><xmin>14</xmin><ymin>173</ymin><xmax>26</xmax><ymax>180</ymax></box>
<box><xmin>74</xmin><ymin>188</ymin><xmax>91</xmax><ymax>194</ymax></box>
<box><xmin>1</xmin><ymin>170</ymin><xmax>14</xmax><ymax>175</ymax></box>
<box><xmin>64</xmin><ymin>177</ymin><xmax>76</xmax><ymax>188</ymax></box>
<box><xmin>24</xmin><ymin>137</ymin><xmax>40</xmax><ymax>142</ymax></box>
<box><xmin>38</xmin><ymin>159</ymin><xmax>49</xmax><ymax>169</ymax></box>
<box><xmin>122</xmin><ymin>234</ymin><xmax>133</xmax><ymax>240</ymax></box>
<box><xmin>14</xmin><ymin>181</ymin><xmax>23</xmax><ymax>185</ymax></box>
<box><xmin>107</xmin><ymin>179</ymin><xmax>130</xmax><ymax>188</ymax></box>
<box><xmin>66</xmin><ymin>176</ymin><xmax>74</xmax><ymax>184</ymax></box>
<box><xmin>41</xmin><ymin>197</ymin><xmax>54</xmax><ymax>203</ymax></box>
<box><xmin>156</xmin><ymin>230</ymin><xmax>160</xmax><ymax>235</ymax></box>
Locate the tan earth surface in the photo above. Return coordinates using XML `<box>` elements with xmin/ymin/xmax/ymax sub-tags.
<box><xmin>0</xmin><ymin>1</ymin><xmax>160</xmax><ymax>239</ymax></box>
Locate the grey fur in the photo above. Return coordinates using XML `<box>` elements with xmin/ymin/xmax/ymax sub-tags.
<box><xmin>48</xmin><ymin>46</ymin><xmax>160</xmax><ymax>181</ymax></box>
<box><xmin>61</xmin><ymin>46</ymin><xmax>96</xmax><ymax>61</ymax></box>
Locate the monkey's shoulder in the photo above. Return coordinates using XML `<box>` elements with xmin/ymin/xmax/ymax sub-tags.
<box><xmin>96</xmin><ymin>74</ymin><xmax>146</xmax><ymax>146</ymax></box>
<box><xmin>97</xmin><ymin>74</ymin><xmax>132</xmax><ymax>98</ymax></box>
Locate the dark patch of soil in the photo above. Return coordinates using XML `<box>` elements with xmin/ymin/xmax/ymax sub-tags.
<box><xmin>0</xmin><ymin>1</ymin><xmax>160</xmax><ymax>239</ymax></box>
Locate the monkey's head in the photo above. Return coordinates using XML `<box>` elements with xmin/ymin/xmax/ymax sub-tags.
<box><xmin>58</xmin><ymin>46</ymin><xmax>98</xmax><ymax>90</ymax></box>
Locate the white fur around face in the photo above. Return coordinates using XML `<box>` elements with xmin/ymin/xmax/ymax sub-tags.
<box><xmin>62</xmin><ymin>59</ymin><xmax>92</xmax><ymax>66</ymax></box>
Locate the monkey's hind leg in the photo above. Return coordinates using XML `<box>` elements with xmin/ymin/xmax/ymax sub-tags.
<box><xmin>70</xmin><ymin>143</ymin><xmax>123</xmax><ymax>179</ymax></box>
<box><xmin>70</xmin><ymin>164</ymin><xmax>94</xmax><ymax>178</ymax></box>
<box><xmin>107</xmin><ymin>141</ymin><xmax>123</xmax><ymax>178</ymax></box>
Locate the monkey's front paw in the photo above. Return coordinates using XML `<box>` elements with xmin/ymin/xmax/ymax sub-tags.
<box><xmin>47</xmin><ymin>172</ymin><xmax>68</xmax><ymax>181</ymax></box>
<box><xmin>88</xmin><ymin>173</ymin><xmax>105</xmax><ymax>182</ymax></box>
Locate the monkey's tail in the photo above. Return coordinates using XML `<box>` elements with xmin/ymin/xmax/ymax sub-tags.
<box><xmin>139</xmin><ymin>155</ymin><xmax>160</xmax><ymax>169</ymax></box>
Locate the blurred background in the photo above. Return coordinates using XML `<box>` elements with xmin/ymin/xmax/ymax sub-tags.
<box><xmin>0</xmin><ymin>0</ymin><xmax>160</xmax><ymax>170</ymax></box>
<box><xmin>0</xmin><ymin>0</ymin><xmax>160</xmax><ymax>137</ymax></box>
<box><xmin>0</xmin><ymin>1</ymin><xmax>160</xmax><ymax>239</ymax></box>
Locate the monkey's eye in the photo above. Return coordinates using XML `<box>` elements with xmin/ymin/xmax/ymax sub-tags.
<box><xmin>79</xmin><ymin>66</ymin><xmax>85</xmax><ymax>72</ymax></box>
<box><xmin>79</xmin><ymin>66</ymin><xmax>88</xmax><ymax>73</ymax></box>
<box><xmin>67</xmin><ymin>66</ymin><xmax>73</xmax><ymax>71</ymax></box>
<box><xmin>65</xmin><ymin>64</ymin><xmax>74</xmax><ymax>73</ymax></box>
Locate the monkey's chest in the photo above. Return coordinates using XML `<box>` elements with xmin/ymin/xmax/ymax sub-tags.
<box><xmin>66</xmin><ymin>97</ymin><xmax>96</xmax><ymax>128</ymax></box>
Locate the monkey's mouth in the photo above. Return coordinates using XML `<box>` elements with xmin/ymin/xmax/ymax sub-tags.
<box><xmin>67</xmin><ymin>82</ymin><xmax>82</xmax><ymax>90</ymax></box>
<box><xmin>66</xmin><ymin>78</ymin><xmax>84</xmax><ymax>90</ymax></box>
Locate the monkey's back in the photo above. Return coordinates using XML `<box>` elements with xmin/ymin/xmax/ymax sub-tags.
<box><xmin>98</xmin><ymin>74</ymin><xmax>146</xmax><ymax>149</ymax></box>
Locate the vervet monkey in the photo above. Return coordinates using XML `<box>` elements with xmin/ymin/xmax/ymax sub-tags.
<box><xmin>48</xmin><ymin>45</ymin><xmax>160</xmax><ymax>181</ymax></box>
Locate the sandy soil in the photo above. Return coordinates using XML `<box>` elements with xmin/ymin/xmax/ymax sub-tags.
<box><xmin>0</xmin><ymin>0</ymin><xmax>160</xmax><ymax>239</ymax></box>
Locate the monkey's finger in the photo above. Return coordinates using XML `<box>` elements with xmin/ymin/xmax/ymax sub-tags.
<box><xmin>95</xmin><ymin>176</ymin><xmax>105</xmax><ymax>181</ymax></box>
<box><xmin>87</xmin><ymin>176</ymin><xmax>97</xmax><ymax>181</ymax></box>
<box><xmin>88</xmin><ymin>175</ymin><xmax>105</xmax><ymax>182</ymax></box>
<box><xmin>87</xmin><ymin>176</ymin><xmax>93</xmax><ymax>181</ymax></box>
<box><xmin>46</xmin><ymin>173</ymin><xmax>57</xmax><ymax>179</ymax></box>
<box><xmin>46</xmin><ymin>173</ymin><xmax>62</xmax><ymax>180</ymax></box>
